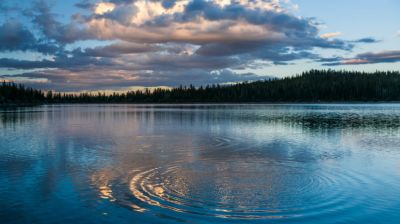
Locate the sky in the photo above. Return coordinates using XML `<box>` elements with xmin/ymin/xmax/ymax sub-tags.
<box><xmin>0</xmin><ymin>0</ymin><xmax>399</xmax><ymax>92</ymax></box>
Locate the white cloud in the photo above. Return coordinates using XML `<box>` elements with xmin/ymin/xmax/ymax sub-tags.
<box><xmin>94</xmin><ymin>2</ymin><xmax>115</xmax><ymax>15</ymax></box>
<box><xmin>320</xmin><ymin>32</ymin><xmax>342</xmax><ymax>39</ymax></box>
<box><xmin>130</xmin><ymin>0</ymin><xmax>188</xmax><ymax>25</ymax></box>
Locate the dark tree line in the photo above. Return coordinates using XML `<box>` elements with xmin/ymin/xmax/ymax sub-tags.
<box><xmin>0</xmin><ymin>82</ymin><xmax>45</xmax><ymax>105</ymax></box>
<box><xmin>2</xmin><ymin>70</ymin><xmax>400</xmax><ymax>105</ymax></box>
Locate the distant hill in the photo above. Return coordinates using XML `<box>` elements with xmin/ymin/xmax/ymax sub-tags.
<box><xmin>2</xmin><ymin>70</ymin><xmax>400</xmax><ymax>105</ymax></box>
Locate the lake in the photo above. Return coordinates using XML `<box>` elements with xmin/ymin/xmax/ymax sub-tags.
<box><xmin>1</xmin><ymin>104</ymin><xmax>400</xmax><ymax>223</ymax></box>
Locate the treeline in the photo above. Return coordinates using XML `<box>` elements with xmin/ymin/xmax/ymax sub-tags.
<box><xmin>2</xmin><ymin>70</ymin><xmax>400</xmax><ymax>105</ymax></box>
<box><xmin>0</xmin><ymin>82</ymin><xmax>45</xmax><ymax>105</ymax></box>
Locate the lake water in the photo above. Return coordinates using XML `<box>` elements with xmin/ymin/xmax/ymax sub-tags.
<box><xmin>1</xmin><ymin>104</ymin><xmax>400</xmax><ymax>223</ymax></box>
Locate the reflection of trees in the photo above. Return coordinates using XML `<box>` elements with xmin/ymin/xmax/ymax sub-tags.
<box><xmin>3</xmin><ymin>105</ymin><xmax>400</xmax><ymax>131</ymax></box>
<box><xmin>0</xmin><ymin>110</ymin><xmax>44</xmax><ymax>127</ymax></box>
<box><xmin>144</xmin><ymin>106</ymin><xmax>400</xmax><ymax>131</ymax></box>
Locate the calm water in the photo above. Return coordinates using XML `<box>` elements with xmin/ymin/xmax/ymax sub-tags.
<box><xmin>1</xmin><ymin>104</ymin><xmax>400</xmax><ymax>223</ymax></box>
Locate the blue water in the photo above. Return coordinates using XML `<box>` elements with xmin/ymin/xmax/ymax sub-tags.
<box><xmin>1</xmin><ymin>104</ymin><xmax>400</xmax><ymax>223</ymax></box>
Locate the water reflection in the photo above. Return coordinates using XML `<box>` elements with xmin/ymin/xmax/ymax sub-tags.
<box><xmin>1</xmin><ymin>104</ymin><xmax>400</xmax><ymax>223</ymax></box>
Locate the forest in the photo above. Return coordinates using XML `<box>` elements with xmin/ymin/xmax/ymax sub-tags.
<box><xmin>1</xmin><ymin>70</ymin><xmax>400</xmax><ymax>105</ymax></box>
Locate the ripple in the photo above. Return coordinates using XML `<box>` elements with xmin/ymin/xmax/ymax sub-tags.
<box><xmin>110</xmin><ymin>160</ymin><xmax>372</xmax><ymax>221</ymax></box>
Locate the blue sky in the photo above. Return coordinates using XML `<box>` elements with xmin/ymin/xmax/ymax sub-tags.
<box><xmin>0</xmin><ymin>0</ymin><xmax>399</xmax><ymax>92</ymax></box>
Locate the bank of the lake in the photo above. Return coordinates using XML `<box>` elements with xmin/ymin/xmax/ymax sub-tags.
<box><xmin>2</xmin><ymin>70</ymin><xmax>400</xmax><ymax>104</ymax></box>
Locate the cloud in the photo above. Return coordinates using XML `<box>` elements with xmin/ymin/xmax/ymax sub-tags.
<box><xmin>0</xmin><ymin>21</ymin><xmax>36</xmax><ymax>51</ymax></box>
<box><xmin>31</xmin><ymin>1</ymin><xmax>93</xmax><ymax>44</ymax></box>
<box><xmin>75</xmin><ymin>0</ymin><xmax>94</xmax><ymax>9</ymax></box>
<box><xmin>0</xmin><ymin>54</ymin><xmax>114</xmax><ymax>70</ymax></box>
<box><xmin>1</xmin><ymin>68</ymin><xmax>262</xmax><ymax>92</ymax></box>
<box><xmin>83</xmin><ymin>0</ymin><xmax>347</xmax><ymax>48</ymax></box>
<box><xmin>94</xmin><ymin>2</ymin><xmax>116</xmax><ymax>15</ymax></box>
<box><xmin>322</xmin><ymin>50</ymin><xmax>400</xmax><ymax>66</ymax></box>
<box><xmin>320</xmin><ymin>32</ymin><xmax>342</xmax><ymax>39</ymax></box>
<box><xmin>74</xmin><ymin>42</ymin><xmax>161</xmax><ymax>57</ymax></box>
<box><xmin>352</xmin><ymin>37</ymin><xmax>380</xmax><ymax>43</ymax></box>
<box><xmin>0</xmin><ymin>20</ymin><xmax>58</xmax><ymax>54</ymax></box>
<box><xmin>0</xmin><ymin>0</ymin><xmax>385</xmax><ymax>91</ymax></box>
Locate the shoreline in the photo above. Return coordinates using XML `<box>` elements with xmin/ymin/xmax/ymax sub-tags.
<box><xmin>2</xmin><ymin>101</ymin><xmax>400</xmax><ymax>108</ymax></box>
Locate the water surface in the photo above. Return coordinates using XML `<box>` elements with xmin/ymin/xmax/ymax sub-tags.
<box><xmin>1</xmin><ymin>104</ymin><xmax>400</xmax><ymax>223</ymax></box>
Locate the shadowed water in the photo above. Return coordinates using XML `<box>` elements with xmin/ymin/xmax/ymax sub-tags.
<box><xmin>1</xmin><ymin>104</ymin><xmax>400</xmax><ymax>223</ymax></box>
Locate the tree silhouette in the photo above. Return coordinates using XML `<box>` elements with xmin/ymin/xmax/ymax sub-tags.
<box><xmin>2</xmin><ymin>70</ymin><xmax>400</xmax><ymax>105</ymax></box>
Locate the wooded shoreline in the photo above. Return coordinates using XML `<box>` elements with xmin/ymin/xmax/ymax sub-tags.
<box><xmin>2</xmin><ymin>70</ymin><xmax>400</xmax><ymax>105</ymax></box>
